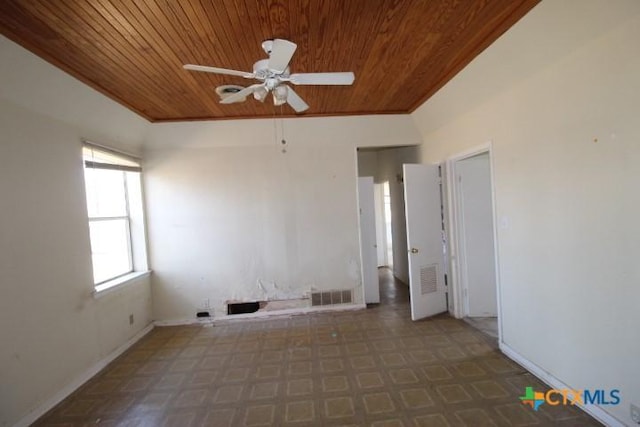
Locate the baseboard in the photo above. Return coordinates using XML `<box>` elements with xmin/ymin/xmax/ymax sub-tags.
<box><xmin>14</xmin><ymin>323</ymin><xmax>154</xmax><ymax>427</ymax></box>
<box><xmin>499</xmin><ymin>342</ymin><xmax>624</xmax><ymax>427</ymax></box>
<box><xmin>154</xmin><ymin>303</ymin><xmax>368</xmax><ymax>326</ymax></box>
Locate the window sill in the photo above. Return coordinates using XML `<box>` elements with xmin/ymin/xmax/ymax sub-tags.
<box><xmin>93</xmin><ymin>271</ymin><xmax>151</xmax><ymax>298</ymax></box>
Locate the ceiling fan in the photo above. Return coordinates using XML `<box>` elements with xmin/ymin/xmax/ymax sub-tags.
<box><xmin>183</xmin><ymin>39</ymin><xmax>355</xmax><ymax>113</ymax></box>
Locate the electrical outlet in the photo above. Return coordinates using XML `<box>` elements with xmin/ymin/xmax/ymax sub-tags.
<box><xmin>129</xmin><ymin>314</ymin><xmax>134</xmax><ymax>325</ymax></box>
<box><xmin>631</xmin><ymin>404</ymin><xmax>640</xmax><ymax>424</ymax></box>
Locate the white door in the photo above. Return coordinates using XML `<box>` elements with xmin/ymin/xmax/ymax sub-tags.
<box><xmin>403</xmin><ymin>164</ymin><xmax>447</xmax><ymax>320</ymax></box>
<box><xmin>358</xmin><ymin>177</ymin><xmax>380</xmax><ymax>304</ymax></box>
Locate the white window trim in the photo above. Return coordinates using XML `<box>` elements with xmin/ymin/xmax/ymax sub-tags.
<box><xmin>93</xmin><ymin>270</ymin><xmax>151</xmax><ymax>298</ymax></box>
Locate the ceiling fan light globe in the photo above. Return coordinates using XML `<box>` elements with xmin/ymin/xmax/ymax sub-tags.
<box><xmin>274</xmin><ymin>85</ymin><xmax>288</xmax><ymax>100</ymax></box>
<box><xmin>253</xmin><ymin>86</ymin><xmax>268</xmax><ymax>102</ymax></box>
<box><xmin>273</xmin><ymin>91</ymin><xmax>287</xmax><ymax>106</ymax></box>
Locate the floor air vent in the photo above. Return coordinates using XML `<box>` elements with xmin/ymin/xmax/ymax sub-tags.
<box><xmin>311</xmin><ymin>290</ymin><xmax>352</xmax><ymax>307</ymax></box>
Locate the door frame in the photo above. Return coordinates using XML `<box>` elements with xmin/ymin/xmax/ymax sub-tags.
<box><xmin>445</xmin><ymin>142</ymin><xmax>502</xmax><ymax>339</ymax></box>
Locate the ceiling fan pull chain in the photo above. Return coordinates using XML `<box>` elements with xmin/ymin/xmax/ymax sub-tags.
<box><xmin>280</xmin><ymin>105</ymin><xmax>287</xmax><ymax>154</ymax></box>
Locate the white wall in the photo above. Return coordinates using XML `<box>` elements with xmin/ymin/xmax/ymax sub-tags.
<box><xmin>0</xmin><ymin>37</ymin><xmax>153</xmax><ymax>426</ymax></box>
<box><xmin>357</xmin><ymin>150</ymin><xmax>379</xmax><ymax>178</ymax></box>
<box><xmin>0</xmin><ymin>36</ymin><xmax>147</xmax><ymax>152</ymax></box>
<box><xmin>145</xmin><ymin>143</ymin><xmax>362</xmax><ymax>320</ymax></box>
<box><xmin>144</xmin><ymin>116</ymin><xmax>420</xmax><ymax>322</ymax></box>
<box><xmin>145</xmin><ymin>115</ymin><xmax>420</xmax><ymax>150</ymax></box>
<box><xmin>412</xmin><ymin>1</ymin><xmax>640</xmax><ymax>424</ymax></box>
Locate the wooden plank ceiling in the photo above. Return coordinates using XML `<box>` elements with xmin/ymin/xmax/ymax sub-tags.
<box><xmin>0</xmin><ymin>0</ymin><xmax>539</xmax><ymax>122</ymax></box>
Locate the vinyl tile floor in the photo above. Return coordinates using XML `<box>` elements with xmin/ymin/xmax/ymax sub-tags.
<box><xmin>463</xmin><ymin>317</ymin><xmax>498</xmax><ymax>340</ymax></box>
<box><xmin>35</xmin><ymin>268</ymin><xmax>601</xmax><ymax>426</ymax></box>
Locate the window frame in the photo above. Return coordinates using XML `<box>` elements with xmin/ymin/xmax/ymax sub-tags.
<box><xmin>82</xmin><ymin>142</ymin><xmax>146</xmax><ymax>289</ymax></box>
<box><xmin>87</xmin><ymin>178</ymin><xmax>134</xmax><ymax>284</ymax></box>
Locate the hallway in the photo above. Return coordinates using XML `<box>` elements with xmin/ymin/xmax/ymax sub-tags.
<box><xmin>34</xmin><ymin>270</ymin><xmax>601</xmax><ymax>426</ymax></box>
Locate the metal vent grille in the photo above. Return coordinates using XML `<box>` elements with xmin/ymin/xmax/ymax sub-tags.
<box><xmin>420</xmin><ymin>264</ymin><xmax>438</xmax><ymax>295</ymax></box>
<box><xmin>311</xmin><ymin>289</ymin><xmax>353</xmax><ymax>306</ymax></box>
<box><xmin>341</xmin><ymin>290</ymin><xmax>352</xmax><ymax>304</ymax></box>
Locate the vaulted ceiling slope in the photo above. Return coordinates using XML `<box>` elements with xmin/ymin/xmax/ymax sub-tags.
<box><xmin>0</xmin><ymin>1</ymin><xmax>539</xmax><ymax>122</ymax></box>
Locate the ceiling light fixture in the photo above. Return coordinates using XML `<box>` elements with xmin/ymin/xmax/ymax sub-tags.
<box><xmin>273</xmin><ymin>85</ymin><xmax>288</xmax><ymax>106</ymax></box>
<box><xmin>253</xmin><ymin>86</ymin><xmax>268</xmax><ymax>102</ymax></box>
<box><xmin>215</xmin><ymin>85</ymin><xmax>246</xmax><ymax>100</ymax></box>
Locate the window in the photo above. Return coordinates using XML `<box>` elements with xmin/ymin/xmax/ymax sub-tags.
<box><xmin>82</xmin><ymin>143</ymin><xmax>146</xmax><ymax>287</ymax></box>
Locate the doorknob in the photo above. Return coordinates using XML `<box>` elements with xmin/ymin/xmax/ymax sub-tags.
<box><xmin>410</xmin><ymin>248</ymin><xmax>419</xmax><ymax>254</ymax></box>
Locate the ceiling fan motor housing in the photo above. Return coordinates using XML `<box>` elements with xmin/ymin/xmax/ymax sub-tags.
<box><xmin>253</xmin><ymin>59</ymin><xmax>289</xmax><ymax>80</ymax></box>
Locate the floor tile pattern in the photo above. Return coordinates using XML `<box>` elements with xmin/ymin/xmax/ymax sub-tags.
<box><xmin>35</xmin><ymin>269</ymin><xmax>601</xmax><ymax>426</ymax></box>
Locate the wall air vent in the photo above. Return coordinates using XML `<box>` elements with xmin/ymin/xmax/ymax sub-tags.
<box><xmin>420</xmin><ymin>264</ymin><xmax>438</xmax><ymax>295</ymax></box>
<box><xmin>311</xmin><ymin>290</ymin><xmax>353</xmax><ymax>307</ymax></box>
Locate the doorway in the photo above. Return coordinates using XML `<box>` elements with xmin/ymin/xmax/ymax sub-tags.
<box><xmin>447</xmin><ymin>146</ymin><xmax>500</xmax><ymax>339</ymax></box>
<box><xmin>356</xmin><ymin>145</ymin><xmax>419</xmax><ymax>308</ymax></box>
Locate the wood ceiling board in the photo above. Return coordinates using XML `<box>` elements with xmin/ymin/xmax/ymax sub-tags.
<box><xmin>34</xmin><ymin>1</ymin><xmax>183</xmax><ymax>118</ymax></box>
<box><xmin>407</xmin><ymin>0</ymin><xmax>541</xmax><ymax>112</ymax></box>
<box><xmin>0</xmin><ymin>0</ymin><xmax>540</xmax><ymax>122</ymax></box>
<box><xmin>0</xmin><ymin>3</ymin><xmax>156</xmax><ymax>121</ymax></box>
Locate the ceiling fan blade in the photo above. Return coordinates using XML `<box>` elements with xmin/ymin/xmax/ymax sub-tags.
<box><xmin>285</xmin><ymin>85</ymin><xmax>309</xmax><ymax>113</ymax></box>
<box><xmin>220</xmin><ymin>84</ymin><xmax>264</xmax><ymax>104</ymax></box>
<box><xmin>183</xmin><ymin>64</ymin><xmax>254</xmax><ymax>78</ymax></box>
<box><xmin>289</xmin><ymin>72</ymin><xmax>355</xmax><ymax>85</ymax></box>
<box><xmin>268</xmin><ymin>39</ymin><xmax>297</xmax><ymax>73</ymax></box>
